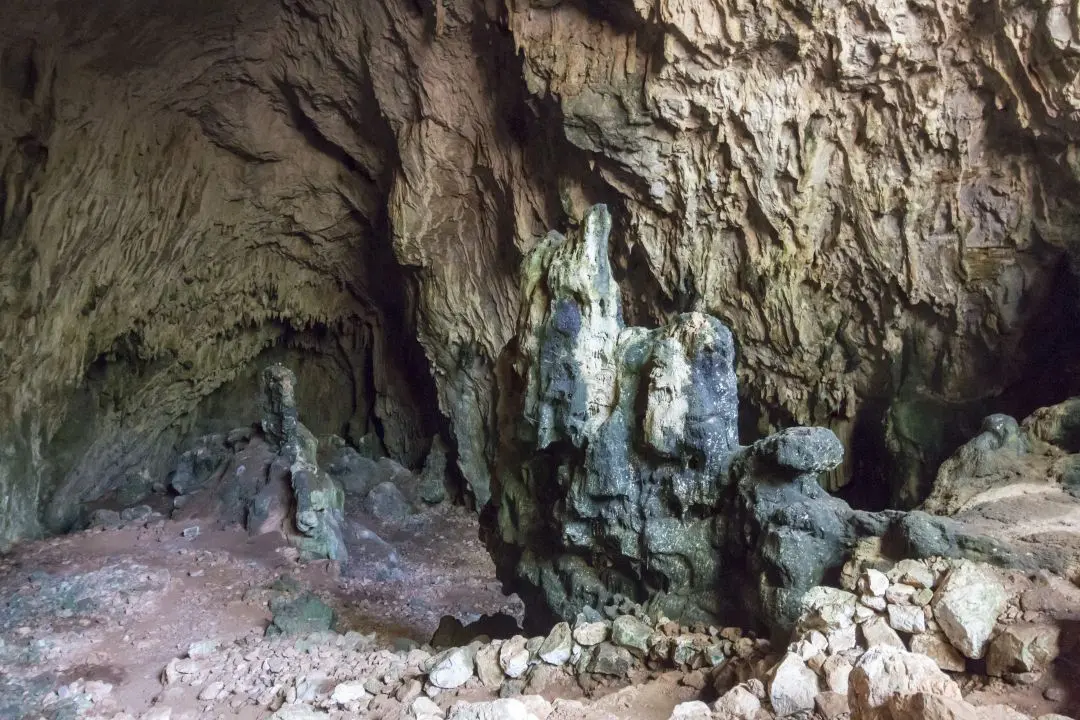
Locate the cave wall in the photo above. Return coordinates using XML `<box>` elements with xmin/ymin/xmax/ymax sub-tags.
<box><xmin>4</xmin><ymin>0</ymin><xmax>1080</xmax><ymax>546</ymax></box>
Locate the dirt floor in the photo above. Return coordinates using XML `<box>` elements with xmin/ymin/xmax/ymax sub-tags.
<box><xmin>3</xmin><ymin>491</ymin><xmax>1080</xmax><ymax>720</ymax></box>
<box><xmin>0</xmin><ymin>502</ymin><xmax>704</xmax><ymax>720</ymax></box>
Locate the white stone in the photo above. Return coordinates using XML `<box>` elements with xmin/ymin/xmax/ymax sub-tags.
<box><xmin>822</xmin><ymin>654</ymin><xmax>853</xmax><ymax>694</ymax></box>
<box><xmin>411</xmin><ymin>697</ymin><xmax>445</xmax><ymax>718</ymax></box>
<box><xmin>669</xmin><ymin>701</ymin><xmax>713</xmax><ymax>719</ymax></box>
<box><xmin>859</xmin><ymin>569</ymin><xmax>889</xmax><ymax>597</ymax></box>
<box><xmin>768</xmin><ymin>652</ymin><xmax>820</xmax><ymax>716</ymax></box>
<box><xmin>447</xmin><ymin>698</ymin><xmax>534</xmax><ymax>720</ymax></box>
<box><xmin>713</xmin><ymin>684</ymin><xmax>761</xmax><ymax>720</ymax></box>
<box><xmin>800</xmin><ymin>587</ymin><xmax>858</xmax><ymax>630</ymax></box>
<box><xmin>861</xmin><ymin>616</ymin><xmax>905</xmax><ymax>649</ymax></box>
<box><xmin>330</xmin><ymin>681</ymin><xmax>369</xmax><ymax>705</ymax></box>
<box><xmin>888</xmin><ymin>604</ymin><xmax>927</xmax><ymax>634</ymax></box>
<box><xmin>198</xmin><ymin>682</ymin><xmax>223</xmax><ymax>701</ymax></box>
<box><xmin>430</xmin><ymin>646</ymin><xmax>476</xmax><ymax>689</ymax></box>
<box><xmin>886</xmin><ymin>583</ymin><xmax>917</xmax><ymax>605</ymax></box>
<box><xmin>499</xmin><ymin>636</ymin><xmax>530</xmax><ymax>678</ymax></box>
<box><xmin>910</xmin><ymin>632</ymin><xmax>966</xmax><ymax>672</ymax></box>
<box><xmin>537</xmin><ymin>622</ymin><xmax>572</xmax><ymax>665</ymax></box>
<box><xmin>826</xmin><ymin>624</ymin><xmax>858</xmax><ymax>654</ymax></box>
<box><xmin>890</xmin><ymin>560</ymin><xmax>937</xmax><ymax>590</ymax></box>
<box><xmin>850</xmin><ymin>646</ymin><xmax>962</xmax><ymax>720</ymax></box>
<box><xmin>861</xmin><ymin>595</ymin><xmax>887</xmax><ymax>612</ymax></box>
<box><xmin>571</xmin><ymin>622</ymin><xmax>607</xmax><ymax>647</ymax></box>
<box><xmin>931</xmin><ymin>562</ymin><xmax>1008</xmax><ymax>659</ymax></box>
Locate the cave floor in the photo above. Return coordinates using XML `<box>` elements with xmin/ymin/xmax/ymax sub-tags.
<box><xmin>0</xmin><ymin>503</ymin><xmax>701</xmax><ymax>720</ymax></box>
<box><xmin>0</xmin><ymin>504</ymin><xmax>525</xmax><ymax>718</ymax></box>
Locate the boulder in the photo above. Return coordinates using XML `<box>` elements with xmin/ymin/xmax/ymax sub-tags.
<box><xmin>931</xmin><ymin>562</ymin><xmax>1007</xmax><ymax>659</ymax></box>
<box><xmin>611</xmin><ymin>615</ymin><xmax>652</xmax><ymax>654</ymax></box>
<box><xmin>572</xmin><ymin>622</ymin><xmax>608</xmax><ymax>646</ymax></box>
<box><xmin>815</xmin><ymin>692</ymin><xmax>851</xmax><ymax>720</ymax></box>
<box><xmin>888</xmin><ymin>693</ymin><xmax>980</xmax><ymax>720</ymax></box>
<box><xmin>849</xmin><ymin>646</ymin><xmax>962</xmax><ymax>720</ymax></box>
<box><xmin>429</xmin><ymin>646</ymin><xmax>477</xmax><ymax>689</ymax></box>
<box><xmin>590</xmin><ymin>643</ymin><xmax>634</xmax><ymax>676</ymax></box>
<box><xmin>713</xmin><ymin>684</ymin><xmax>761</xmax><ymax>720</ymax></box>
<box><xmin>887</xmin><ymin>604</ymin><xmax>927</xmax><ymax>634</ymax></box>
<box><xmin>821</xmin><ymin>654</ymin><xmax>853</xmax><ymax>694</ymax></box>
<box><xmin>768</xmin><ymin>652</ymin><xmax>819</xmax><ymax>716</ymax></box>
<box><xmin>986</xmin><ymin>624</ymin><xmax>1060</xmax><ymax>677</ymax></box>
<box><xmin>889</xmin><ymin>559</ymin><xmax>937</xmax><ymax>590</ymax></box>
<box><xmin>669</xmin><ymin>701</ymin><xmax>713</xmax><ymax>719</ymax></box>
<box><xmin>910</xmin><ymin>632</ymin><xmax>967</xmax><ymax>672</ymax></box>
<box><xmin>859</xmin><ymin>569</ymin><xmax>890</xmax><ymax>597</ymax></box>
<box><xmin>363</xmin><ymin>481</ymin><xmax>412</xmax><ymax>523</ymax></box>
<box><xmin>861</xmin><ymin>616</ymin><xmax>905</xmax><ymax>649</ymax></box>
<box><xmin>538</xmin><ymin>622</ymin><xmax>572</xmax><ymax>665</ymax></box>
<box><xmin>499</xmin><ymin>636</ymin><xmax>530</xmax><ymax>678</ymax></box>
<box><xmin>475</xmin><ymin>643</ymin><xmax>504</xmax><ymax>688</ymax></box>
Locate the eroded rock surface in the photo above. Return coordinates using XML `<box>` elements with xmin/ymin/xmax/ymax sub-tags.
<box><xmin>6</xmin><ymin>0</ymin><xmax>1080</xmax><ymax>550</ymax></box>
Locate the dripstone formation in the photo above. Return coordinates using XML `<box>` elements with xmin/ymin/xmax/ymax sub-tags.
<box><xmin>492</xmin><ymin>205</ymin><xmax>1037</xmax><ymax>634</ymax></box>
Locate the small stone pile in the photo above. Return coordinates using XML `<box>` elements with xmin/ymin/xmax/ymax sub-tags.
<box><xmin>421</xmin><ymin>602</ymin><xmax>770</xmax><ymax>695</ymax></box>
<box><xmin>671</xmin><ymin>557</ymin><xmax>1071</xmax><ymax>720</ymax></box>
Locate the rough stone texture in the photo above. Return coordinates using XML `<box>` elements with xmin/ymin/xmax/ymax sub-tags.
<box><xmin>850</xmin><ymin>646</ymin><xmax>962</xmax><ymax>720</ymax></box>
<box><xmin>767</xmin><ymin>653</ymin><xmax>819</xmax><ymax>717</ymax></box>
<box><xmin>986</xmin><ymin>623</ymin><xmax>1061</xmax><ymax>678</ymax></box>
<box><xmin>7</xmin><ymin>0</ymin><xmax>1080</xmax><ymax>555</ymax></box>
<box><xmin>931</xmin><ymin>562</ymin><xmax>1008</xmax><ymax>659</ymax></box>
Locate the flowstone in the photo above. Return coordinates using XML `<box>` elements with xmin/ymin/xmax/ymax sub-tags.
<box><xmin>491</xmin><ymin>205</ymin><xmax>1036</xmax><ymax>634</ymax></box>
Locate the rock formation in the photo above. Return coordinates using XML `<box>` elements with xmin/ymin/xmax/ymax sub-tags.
<box><xmin>490</xmin><ymin>204</ymin><xmax>1047</xmax><ymax>634</ymax></box>
<box><xmin>7</xmin><ymin>0</ymin><xmax>1080</xmax><ymax>552</ymax></box>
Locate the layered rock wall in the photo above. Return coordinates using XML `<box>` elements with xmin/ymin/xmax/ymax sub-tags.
<box><xmin>5</xmin><ymin>0</ymin><xmax>1080</xmax><ymax>547</ymax></box>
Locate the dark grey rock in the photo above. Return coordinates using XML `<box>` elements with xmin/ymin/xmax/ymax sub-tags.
<box><xmin>323</xmin><ymin>445</ymin><xmax>378</xmax><ymax>497</ymax></box>
<box><xmin>363</xmin><ymin>481</ymin><xmax>412</xmax><ymax>523</ymax></box>
<box><xmin>170</xmin><ymin>434</ymin><xmax>229</xmax><ymax>495</ymax></box>
<box><xmin>487</xmin><ymin>204</ymin><xmax>1034</xmax><ymax>638</ymax></box>
<box><xmin>590</xmin><ymin>643</ymin><xmax>634</xmax><ymax>676</ymax></box>
<box><xmin>88</xmin><ymin>509</ymin><xmax>121</xmax><ymax>528</ymax></box>
<box><xmin>418</xmin><ymin>436</ymin><xmax>450</xmax><ymax>504</ymax></box>
<box><xmin>266</xmin><ymin>591</ymin><xmax>335</xmax><ymax>636</ymax></box>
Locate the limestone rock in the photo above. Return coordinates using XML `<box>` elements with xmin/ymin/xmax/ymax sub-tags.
<box><xmin>931</xmin><ymin>562</ymin><xmax>1008</xmax><ymax>659</ymax></box>
<box><xmin>537</xmin><ymin>623</ymin><xmax>572</xmax><ymax>666</ymax></box>
<box><xmin>571</xmin><ymin>622</ymin><xmax>608</xmax><ymax>647</ymax></box>
<box><xmin>910</xmin><ymin>632</ymin><xmax>967</xmax><ymax>672</ymax></box>
<box><xmin>821</xmin><ymin>655</ymin><xmax>853</xmax><ymax>694</ymax></box>
<box><xmin>669</xmin><ymin>701</ymin><xmax>713</xmax><ymax>719</ymax></box>
<box><xmin>861</xmin><ymin>617</ymin><xmax>905</xmax><ymax>649</ymax></box>
<box><xmin>986</xmin><ymin>624</ymin><xmax>1060</xmax><ymax>677</ymax></box>
<box><xmin>768</xmin><ymin>653</ymin><xmax>819</xmax><ymax>717</ymax></box>
<box><xmin>611</xmin><ymin>616</ymin><xmax>652</xmax><ymax>654</ymax></box>
<box><xmin>363</xmin><ymin>482</ymin><xmax>412</xmax><ymax>524</ymax></box>
<box><xmin>713</xmin><ymin>684</ymin><xmax>761</xmax><ymax>720</ymax></box>
<box><xmin>589</xmin><ymin>644</ymin><xmax>634</xmax><ymax>676</ymax></box>
<box><xmin>850</xmin><ymin>646</ymin><xmax>962</xmax><ymax>720</ymax></box>
<box><xmin>499</xmin><ymin>637</ymin><xmax>530</xmax><ymax>679</ymax></box>
<box><xmin>889</xmin><ymin>560</ymin><xmax>936</xmax><ymax>590</ymax></box>
<box><xmin>330</xmin><ymin>681</ymin><xmax>369</xmax><ymax>704</ymax></box>
<box><xmin>887</xmin><ymin>604</ymin><xmax>927</xmax><ymax>635</ymax></box>
<box><xmin>814</xmin><ymin>692</ymin><xmax>850</xmax><ymax>720</ymax></box>
<box><xmin>888</xmin><ymin>693</ymin><xmax>979</xmax><ymax>720</ymax></box>
<box><xmin>474</xmin><ymin>644</ymin><xmax>504</xmax><ymax>688</ymax></box>
<box><xmin>859</xmin><ymin>570</ymin><xmax>890</xmax><ymax>598</ymax></box>
<box><xmin>429</xmin><ymin>646</ymin><xmax>477</xmax><ymax>689</ymax></box>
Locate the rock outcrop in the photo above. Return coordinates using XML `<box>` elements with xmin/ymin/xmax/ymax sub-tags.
<box><xmin>7</xmin><ymin>0</ymin><xmax>1080</xmax><ymax>550</ymax></box>
<box><xmin>489</xmin><ymin>204</ymin><xmax>1047</xmax><ymax>633</ymax></box>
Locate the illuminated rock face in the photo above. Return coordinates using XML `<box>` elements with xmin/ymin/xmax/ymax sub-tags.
<box><xmin>4</xmin><ymin>0</ymin><xmax>1080</xmax><ymax>569</ymax></box>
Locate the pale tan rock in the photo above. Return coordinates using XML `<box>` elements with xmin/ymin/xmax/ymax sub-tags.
<box><xmin>861</xmin><ymin>617</ymin><xmax>905</xmax><ymax>649</ymax></box>
<box><xmin>714</xmin><ymin>684</ymin><xmax>762</xmax><ymax>720</ymax></box>
<box><xmin>986</xmin><ymin>624</ymin><xmax>1060</xmax><ymax>677</ymax></box>
<box><xmin>849</xmin><ymin>646</ymin><xmax>962</xmax><ymax>720</ymax></box>
<box><xmin>888</xmin><ymin>693</ymin><xmax>979</xmax><ymax>720</ymax></box>
<box><xmin>814</xmin><ymin>692</ymin><xmax>850</xmax><ymax>720</ymax></box>
<box><xmin>910</xmin><ymin>632</ymin><xmax>967</xmax><ymax>672</ymax></box>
